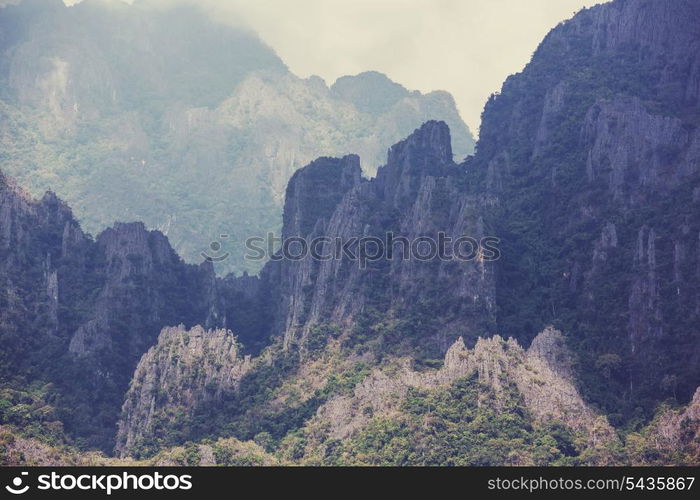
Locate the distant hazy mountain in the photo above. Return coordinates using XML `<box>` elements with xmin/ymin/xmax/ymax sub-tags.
<box><xmin>0</xmin><ymin>0</ymin><xmax>475</xmax><ymax>274</ymax></box>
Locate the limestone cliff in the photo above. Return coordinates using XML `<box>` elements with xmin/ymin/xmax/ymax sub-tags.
<box><xmin>258</xmin><ymin>121</ymin><xmax>496</xmax><ymax>356</ymax></box>
<box><xmin>116</xmin><ymin>325</ymin><xmax>252</xmax><ymax>457</ymax></box>
<box><xmin>302</xmin><ymin>327</ymin><xmax>617</xmax><ymax>463</ymax></box>
<box><xmin>0</xmin><ymin>171</ymin><xmax>245</xmax><ymax>451</ymax></box>
<box><xmin>472</xmin><ymin>0</ymin><xmax>700</xmax><ymax>409</ymax></box>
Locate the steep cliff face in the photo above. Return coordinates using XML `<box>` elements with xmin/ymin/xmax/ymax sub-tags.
<box><xmin>259</xmin><ymin>121</ymin><xmax>496</xmax><ymax>357</ymax></box>
<box><xmin>471</xmin><ymin>0</ymin><xmax>700</xmax><ymax>413</ymax></box>
<box><xmin>61</xmin><ymin>221</ymin><xmax>230</xmax><ymax>450</ymax></box>
<box><xmin>0</xmin><ymin>171</ymin><xmax>96</xmax><ymax>375</ymax></box>
<box><xmin>69</xmin><ymin>223</ymin><xmax>206</xmax><ymax>357</ymax></box>
<box><xmin>115</xmin><ymin>325</ymin><xmax>252</xmax><ymax>457</ymax></box>
<box><xmin>110</xmin><ymin>124</ymin><xmax>498</xmax><ymax>457</ymax></box>
<box><xmin>259</xmin><ymin>154</ymin><xmax>363</xmax><ymax>348</ymax></box>
<box><xmin>0</xmin><ymin>0</ymin><xmax>474</xmax><ymax>275</ymax></box>
<box><xmin>2</xmin><ymin>122</ymin><xmax>493</xmax><ymax>458</ymax></box>
<box><xmin>0</xmin><ymin>171</ymin><xmax>242</xmax><ymax>450</ymax></box>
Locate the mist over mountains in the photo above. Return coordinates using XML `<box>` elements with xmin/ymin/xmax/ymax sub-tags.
<box><xmin>0</xmin><ymin>0</ymin><xmax>474</xmax><ymax>275</ymax></box>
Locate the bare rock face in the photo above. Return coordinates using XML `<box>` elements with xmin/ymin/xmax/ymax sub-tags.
<box><xmin>474</xmin><ymin>0</ymin><xmax>700</xmax><ymax>407</ymax></box>
<box><xmin>524</xmin><ymin>326</ymin><xmax>574</xmax><ymax>379</ymax></box>
<box><xmin>258</xmin><ymin>121</ymin><xmax>496</xmax><ymax>356</ymax></box>
<box><xmin>376</xmin><ymin>119</ymin><xmax>453</xmax><ymax>208</ymax></box>
<box><xmin>0</xmin><ymin>171</ymin><xmax>93</xmax><ymax>362</ymax></box>
<box><xmin>67</xmin><ymin>221</ymin><xmax>227</xmax><ymax>358</ymax></box>
<box><xmin>515</xmin><ymin>327</ymin><xmax>617</xmax><ymax>447</ymax></box>
<box><xmin>0</xmin><ymin>176</ymin><xmax>80</xmax><ymax>258</ymax></box>
<box><xmin>650</xmin><ymin>388</ymin><xmax>700</xmax><ymax>457</ymax></box>
<box><xmin>581</xmin><ymin>97</ymin><xmax>700</xmax><ymax>202</ymax></box>
<box><xmin>261</xmin><ymin>155</ymin><xmax>362</xmax><ymax>348</ymax></box>
<box><xmin>308</xmin><ymin>327</ymin><xmax>616</xmax><ymax>458</ymax></box>
<box><xmin>116</xmin><ymin>325</ymin><xmax>252</xmax><ymax>457</ymax></box>
<box><xmin>0</xmin><ymin>171</ymin><xmax>259</xmax><ymax>450</ymax></box>
<box><xmin>4</xmin><ymin>0</ymin><xmax>700</xmax><ymax>463</ymax></box>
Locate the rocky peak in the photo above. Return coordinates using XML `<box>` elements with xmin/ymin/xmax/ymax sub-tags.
<box><xmin>376</xmin><ymin>120</ymin><xmax>454</xmax><ymax>208</ymax></box>
<box><xmin>330</xmin><ymin>71</ymin><xmax>410</xmax><ymax>114</ymax></box>
<box><xmin>96</xmin><ymin>222</ymin><xmax>176</xmax><ymax>282</ymax></box>
<box><xmin>581</xmin><ymin>97</ymin><xmax>699</xmax><ymax>203</ymax></box>
<box><xmin>0</xmin><ymin>167</ymin><xmax>264</xmax><ymax>450</ymax></box>
<box><xmin>473</xmin><ymin>0</ymin><xmax>700</xmax><ymax>412</ymax></box>
<box><xmin>115</xmin><ymin>324</ymin><xmax>252</xmax><ymax>457</ymax></box>
<box><xmin>442</xmin><ymin>336</ymin><xmax>469</xmax><ymax>374</ymax></box>
<box><xmin>525</xmin><ymin>326</ymin><xmax>575</xmax><ymax>380</ymax></box>
<box><xmin>308</xmin><ymin>328</ymin><xmax>616</xmax><ymax>460</ymax></box>
<box><xmin>253</xmin><ymin>120</ymin><xmax>495</xmax><ymax>354</ymax></box>
<box><xmin>282</xmin><ymin>154</ymin><xmax>362</xmax><ymax>239</ymax></box>
<box><xmin>0</xmin><ymin>171</ymin><xmax>85</xmax><ymax>263</ymax></box>
<box><xmin>68</xmin><ymin>219</ymin><xmax>220</xmax><ymax>359</ymax></box>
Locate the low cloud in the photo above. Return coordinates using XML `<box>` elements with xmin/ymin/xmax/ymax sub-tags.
<box><xmin>62</xmin><ymin>0</ymin><xmax>608</xmax><ymax>135</ymax></box>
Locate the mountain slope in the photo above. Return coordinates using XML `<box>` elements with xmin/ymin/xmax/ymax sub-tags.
<box><xmin>470</xmin><ymin>0</ymin><xmax>700</xmax><ymax>415</ymax></box>
<box><xmin>117</xmin><ymin>324</ymin><xmax>620</xmax><ymax>464</ymax></box>
<box><xmin>0</xmin><ymin>0</ymin><xmax>475</xmax><ymax>275</ymax></box>
<box><xmin>256</xmin><ymin>121</ymin><xmax>496</xmax><ymax>358</ymax></box>
<box><xmin>0</xmin><ymin>168</ymin><xmax>244</xmax><ymax>451</ymax></box>
<box><xmin>115</xmin><ymin>325</ymin><xmax>252</xmax><ymax>457</ymax></box>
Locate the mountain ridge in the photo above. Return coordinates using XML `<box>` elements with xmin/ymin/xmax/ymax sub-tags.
<box><xmin>0</xmin><ymin>0</ymin><xmax>475</xmax><ymax>274</ymax></box>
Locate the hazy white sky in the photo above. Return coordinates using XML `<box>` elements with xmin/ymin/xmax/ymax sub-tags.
<box><xmin>63</xmin><ymin>0</ymin><xmax>609</xmax><ymax>134</ymax></box>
